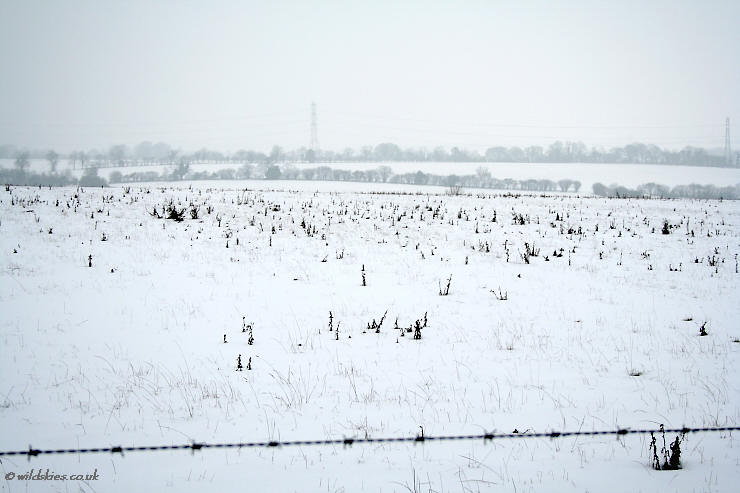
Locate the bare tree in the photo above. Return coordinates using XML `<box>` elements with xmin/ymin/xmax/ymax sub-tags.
<box><xmin>377</xmin><ymin>165</ymin><xmax>393</xmax><ymax>182</ymax></box>
<box><xmin>557</xmin><ymin>179</ymin><xmax>573</xmax><ymax>192</ymax></box>
<box><xmin>46</xmin><ymin>150</ymin><xmax>59</xmax><ymax>173</ymax></box>
<box><xmin>171</xmin><ymin>158</ymin><xmax>190</xmax><ymax>180</ymax></box>
<box><xmin>447</xmin><ymin>175</ymin><xmax>463</xmax><ymax>195</ymax></box>
<box><xmin>14</xmin><ymin>152</ymin><xmax>30</xmax><ymax>173</ymax></box>
<box><xmin>168</xmin><ymin>149</ymin><xmax>179</xmax><ymax>165</ymax></box>
<box><xmin>237</xmin><ymin>163</ymin><xmax>254</xmax><ymax>179</ymax></box>
<box><xmin>476</xmin><ymin>167</ymin><xmax>492</xmax><ymax>188</ymax></box>
<box><xmin>108</xmin><ymin>145</ymin><xmax>127</xmax><ymax>166</ymax></box>
<box><xmin>75</xmin><ymin>151</ymin><xmax>87</xmax><ymax>168</ymax></box>
<box><xmin>269</xmin><ymin>145</ymin><xmax>283</xmax><ymax>163</ymax></box>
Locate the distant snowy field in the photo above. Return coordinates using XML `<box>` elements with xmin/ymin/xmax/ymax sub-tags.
<box><xmin>1</xmin><ymin>183</ymin><xmax>739</xmax><ymax>492</ymax></box>
<box><xmin>3</xmin><ymin>158</ymin><xmax>740</xmax><ymax>193</ymax></box>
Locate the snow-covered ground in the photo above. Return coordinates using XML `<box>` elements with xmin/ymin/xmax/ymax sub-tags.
<box><xmin>1</xmin><ymin>182</ymin><xmax>738</xmax><ymax>492</ymax></box>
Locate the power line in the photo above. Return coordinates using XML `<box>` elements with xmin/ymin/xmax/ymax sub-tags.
<box><xmin>1</xmin><ymin>426</ymin><xmax>736</xmax><ymax>458</ymax></box>
<box><xmin>320</xmin><ymin>122</ymin><xmax>726</xmax><ymax>147</ymax></box>
<box><xmin>0</xmin><ymin>111</ymin><xmax>307</xmax><ymax>129</ymax></box>
<box><xmin>323</xmin><ymin>111</ymin><xmax>725</xmax><ymax>130</ymax></box>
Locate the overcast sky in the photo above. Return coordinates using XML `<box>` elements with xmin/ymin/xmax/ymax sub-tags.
<box><xmin>1</xmin><ymin>0</ymin><xmax>738</xmax><ymax>153</ymax></box>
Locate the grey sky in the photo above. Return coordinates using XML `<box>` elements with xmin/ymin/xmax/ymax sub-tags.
<box><xmin>1</xmin><ymin>0</ymin><xmax>738</xmax><ymax>153</ymax></box>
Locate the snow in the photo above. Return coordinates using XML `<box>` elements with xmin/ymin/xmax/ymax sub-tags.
<box><xmin>1</xmin><ymin>182</ymin><xmax>738</xmax><ymax>492</ymax></box>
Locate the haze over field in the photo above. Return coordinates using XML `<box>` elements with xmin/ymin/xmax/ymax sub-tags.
<box><xmin>0</xmin><ymin>0</ymin><xmax>738</xmax><ymax>154</ymax></box>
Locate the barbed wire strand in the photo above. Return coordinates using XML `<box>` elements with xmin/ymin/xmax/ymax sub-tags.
<box><xmin>0</xmin><ymin>426</ymin><xmax>737</xmax><ymax>459</ymax></box>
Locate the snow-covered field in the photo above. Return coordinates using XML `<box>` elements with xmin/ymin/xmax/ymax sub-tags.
<box><xmin>1</xmin><ymin>182</ymin><xmax>739</xmax><ymax>492</ymax></box>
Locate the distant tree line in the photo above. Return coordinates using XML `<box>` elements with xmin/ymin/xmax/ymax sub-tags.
<box><xmin>3</xmin><ymin>153</ymin><xmax>738</xmax><ymax>199</ymax></box>
<box><xmin>108</xmin><ymin>163</ymin><xmax>585</xmax><ymax>192</ymax></box>
<box><xmin>0</xmin><ymin>151</ymin><xmax>107</xmax><ymax>187</ymax></box>
<box><xmin>1</xmin><ymin>139</ymin><xmax>738</xmax><ymax>168</ymax></box>
<box><xmin>108</xmin><ymin>163</ymin><xmax>739</xmax><ymax>199</ymax></box>
<box><xmin>592</xmin><ymin>182</ymin><xmax>740</xmax><ymax>200</ymax></box>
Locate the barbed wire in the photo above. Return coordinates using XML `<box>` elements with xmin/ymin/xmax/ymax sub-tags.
<box><xmin>0</xmin><ymin>426</ymin><xmax>737</xmax><ymax>459</ymax></box>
